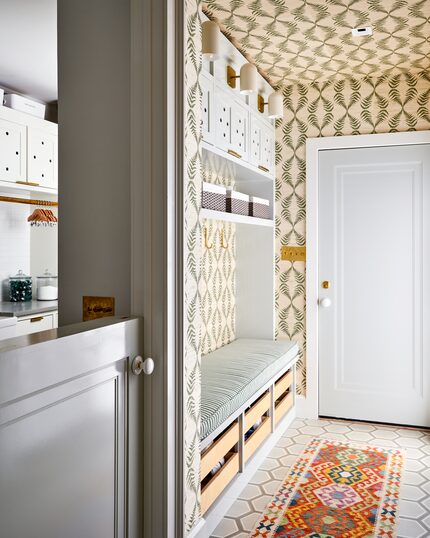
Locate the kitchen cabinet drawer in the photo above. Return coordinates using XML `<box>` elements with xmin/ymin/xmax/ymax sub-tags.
<box><xmin>260</xmin><ymin>124</ymin><xmax>274</xmax><ymax>174</ymax></box>
<box><xmin>214</xmin><ymin>86</ymin><xmax>232</xmax><ymax>151</ymax></box>
<box><xmin>27</xmin><ymin>128</ymin><xmax>57</xmax><ymax>189</ymax></box>
<box><xmin>0</xmin><ymin>118</ymin><xmax>27</xmax><ymax>183</ymax></box>
<box><xmin>230</xmin><ymin>99</ymin><xmax>248</xmax><ymax>161</ymax></box>
<box><xmin>15</xmin><ymin>313</ymin><xmax>54</xmax><ymax>337</ymax></box>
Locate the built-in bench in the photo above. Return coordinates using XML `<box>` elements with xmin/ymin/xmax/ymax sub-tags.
<box><xmin>200</xmin><ymin>338</ymin><xmax>298</xmax><ymax>514</ymax></box>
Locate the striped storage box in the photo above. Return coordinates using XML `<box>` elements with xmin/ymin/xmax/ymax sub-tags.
<box><xmin>249</xmin><ymin>196</ymin><xmax>270</xmax><ymax>219</ymax></box>
<box><xmin>202</xmin><ymin>182</ymin><xmax>227</xmax><ymax>211</ymax></box>
<box><xmin>226</xmin><ymin>188</ymin><xmax>249</xmax><ymax>216</ymax></box>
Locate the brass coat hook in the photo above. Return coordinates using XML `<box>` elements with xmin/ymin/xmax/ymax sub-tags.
<box><xmin>220</xmin><ymin>228</ymin><xmax>228</xmax><ymax>249</ymax></box>
<box><xmin>204</xmin><ymin>227</ymin><xmax>213</xmax><ymax>249</ymax></box>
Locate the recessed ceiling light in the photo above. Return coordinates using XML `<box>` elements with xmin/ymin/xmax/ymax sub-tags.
<box><xmin>351</xmin><ymin>26</ymin><xmax>373</xmax><ymax>37</ymax></box>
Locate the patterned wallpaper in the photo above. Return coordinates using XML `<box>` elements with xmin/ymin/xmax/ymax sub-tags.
<box><xmin>184</xmin><ymin>0</ymin><xmax>202</xmax><ymax>531</ymax></box>
<box><xmin>276</xmin><ymin>70</ymin><xmax>430</xmax><ymax>395</ymax></box>
<box><xmin>201</xmin><ymin>162</ymin><xmax>237</xmax><ymax>355</ymax></box>
<box><xmin>203</xmin><ymin>0</ymin><xmax>430</xmax><ymax>87</ymax></box>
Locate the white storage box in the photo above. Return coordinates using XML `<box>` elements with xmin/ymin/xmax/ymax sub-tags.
<box><xmin>249</xmin><ymin>196</ymin><xmax>270</xmax><ymax>219</ymax></box>
<box><xmin>3</xmin><ymin>93</ymin><xmax>46</xmax><ymax>119</ymax></box>
<box><xmin>226</xmin><ymin>188</ymin><xmax>249</xmax><ymax>216</ymax></box>
<box><xmin>202</xmin><ymin>181</ymin><xmax>227</xmax><ymax>212</ymax></box>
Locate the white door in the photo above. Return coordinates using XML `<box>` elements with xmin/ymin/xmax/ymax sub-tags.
<box><xmin>319</xmin><ymin>144</ymin><xmax>430</xmax><ymax>427</ymax></box>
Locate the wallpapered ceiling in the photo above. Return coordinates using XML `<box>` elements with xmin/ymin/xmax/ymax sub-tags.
<box><xmin>203</xmin><ymin>0</ymin><xmax>430</xmax><ymax>87</ymax></box>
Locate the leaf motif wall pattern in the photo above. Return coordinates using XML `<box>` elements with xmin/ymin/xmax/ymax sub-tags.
<box><xmin>276</xmin><ymin>71</ymin><xmax>430</xmax><ymax>395</ymax></box>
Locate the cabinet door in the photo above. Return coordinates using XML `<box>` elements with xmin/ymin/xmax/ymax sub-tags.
<box><xmin>260</xmin><ymin>124</ymin><xmax>274</xmax><ymax>174</ymax></box>
<box><xmin>27</xmin><ymin>128</ymin><xmax>58</xmax><ymax>189</ymax></box>
<box><xmin>249</xmin><ymin>116</ymin><xmax>261</xmax><ymax>167</ymax></box>
<box><xmin>0</xmin><ymin>118</ymin><xmax>26</xmax><ymax>183</ymax></box>
<box><xmin>201</xmin><ymin>72</ymin><xmax>215</xmax><ymax>145</ymax></box>
<box><xmin>230</xmin><ymin>100</ymin><xmax>248</xmax><ymax>161</ymax></box>
<box><xmin>214</xmin><ymin>87</ymin><xmax>232</xmax><ymax>151</ymax></box>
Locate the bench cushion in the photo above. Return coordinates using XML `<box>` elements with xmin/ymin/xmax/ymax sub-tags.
<box><xmin>200</xmin><ymin>338</ymin><xmax>298</xmax><ymax>441</ymax></box>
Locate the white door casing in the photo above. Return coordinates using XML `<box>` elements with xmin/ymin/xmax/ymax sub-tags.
<box><xmin>305</xmin><ymin>131</ymin><xmax>430</xmax><ymax>422</ymax></box>
<box><xmin>318</xmin><ymin>145</ymin><xmax>429</xmax><ymax>426</ymax></box>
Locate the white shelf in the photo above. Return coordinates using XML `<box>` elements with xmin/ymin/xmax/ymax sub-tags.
<box><xmin>201</xmin><ymin>141</ymin><xmax>274</xmax><ymax>183</ymax></box>
<box><xmin>201</xmin><ymin>208</ymin><xmax>274</xmax><ymax>227</ymax></box>
<box><xmin>0</xmin><ymin>180</ymin><xmax>57</xmax><ymax>196</ymax></box>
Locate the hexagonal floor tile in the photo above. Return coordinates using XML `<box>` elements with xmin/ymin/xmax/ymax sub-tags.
<box><xmin>238</xmin><ymin>512</ymin><xmax>261</xmax><ymax>532</ymax></box>
<box><xmin>371</xmin><ymin>429</ymin><xmax>399</xmax><ymax>440</ymax></box>
<box><xmin>300</xmin><ymin>425</ymin><xmax>326</xmax><ymax>435</ymax></box>
<box><xmin>324</xmin><ymin>424</ymin><xmax>351</xmax><ymax>434</ymax></box>
<box><xmin>211</xmin><ymin>517</ymin><xmax>239</xmax><ymax>537</ymax></box>
<box><xmin>404</xmin><ymin>458</ymin><xmax>425</xmax><ymax>472</ymax></box>
<box><xmin>396</xmin><ymin>437</ymin><xmax>425</xmax><ymax>449</ymax></box>
<box><xmin>346</xmin><ymin>431</ymin><xmax>373</xmax><ymax>442</ymax></box>
<box><xmin>262</xmin><ymin>479</ymin><xmax>281</xmax><ymax>495</ymax></box>
<box><xmin>402</xmin><ymin>471</ymin><xmax>425</xmax><ymax>486</ymax></box>
<box><xmin>259</xmin><ymin>458</ymin><xmax>280</xmax><ymax>472</ymax></box>
<box><xmin>249</xmin><ymin>470</ymin><xmax>272</xmax><ymax>485</ymax></box>
<box><xmin>251</xmin><ymin>494</ymin><xmax>272</xmax><ymax>512</ymax></box>
<box><xmin>399</xmin><ymin>499</ymin><xmax>426</xmax><ymax>519</ymax></box>
<box><xmin>226</xmin><ymin>499</ymin><xmax>252</xmax><ymax>519</ymax></box>
<box><xmin>397</xmin><ymin>518</ymin><xmax>428</xmax><ymax>538</ymax></box>
<box><xmin>402</xmin><ymin>485</ymin><xmax>426</xmax><ymax>502</ymax></box>
<box><xmin>238</xmin><ymin>484</ymin><xmax>261</xmax><ymax>501</ymax></box>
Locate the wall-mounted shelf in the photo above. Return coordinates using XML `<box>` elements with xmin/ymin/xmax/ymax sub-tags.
<box><xmin>0</xmin><ymin>180</ymin><xmax>57</xmax><ymax>196</ymax></box>
<box><xmin>201</xmin><ymin>207</ymin><xmax>274</xmax><ymax>227</ymax></box>
<box><xmin>201</xmin><ymin>141</ymin><xmax>274</xmax><ymax>183</ymax></box>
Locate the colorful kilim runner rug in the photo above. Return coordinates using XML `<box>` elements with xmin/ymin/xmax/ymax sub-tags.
<box><xmin>251</xmin><ymin>437</ymin><xmax>403</xmax><ymax>538</ymax></box>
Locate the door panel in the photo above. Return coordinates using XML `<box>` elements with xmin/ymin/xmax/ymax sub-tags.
<box><xmin>27</xmin><ymin>127</ymin><xmax>58</xmax><ymax>189</ymax></box>
<box><xmin>319</xmin><ymin>145</ymin><xmax>430</xmax><ymax>426</ymax></box>
<box><xmin>0</xmin><ymin>118</ymin><xmax>26</xmax><ymax>183</ymax></box>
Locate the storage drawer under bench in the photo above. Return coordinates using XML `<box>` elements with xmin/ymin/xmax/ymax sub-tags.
<box><xmin>199</xmin><ymin>362</ymin><xmax>296</xmax><ymax>514</ymax></box>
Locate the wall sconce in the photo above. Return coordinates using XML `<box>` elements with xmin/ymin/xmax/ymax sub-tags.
<box><xmin>227</xmin><ymin>63</ymin><xmax>258</xmax><ymax>95</ymax></box>
<box><xmin>202</xmin><ymin>20</ymin><xmax>220</xmax><ymax>60</ymax></box>
<box><xmin>257</xmin><ymin>92</ymin><xmax>283</xmax><ymax>119</ymax></box>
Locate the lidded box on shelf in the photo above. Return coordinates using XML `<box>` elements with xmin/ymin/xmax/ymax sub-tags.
<box><xmin>202</xmin><ymin>181</ymin><xmax>227</xmax><ymax>212</ymax></box>
<box><xmin>226</xmin><ymin>187</ymin><xmax>249</xmax><ymax>216</ymax></box>
<box><xmin>249</xmin><ymin>196</ymin><xmax>270</xmax><ymax>219</ymax></box>
<box><xmin>3</xmin><ymin>93</ymin><xmax>46</xmax><ymax>119</ymax></box>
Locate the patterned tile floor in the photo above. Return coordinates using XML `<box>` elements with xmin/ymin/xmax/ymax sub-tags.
<box><xmin>211</xmin><ymin>418</ymin><xmax>430</xmax><ymax>538</ymax></box>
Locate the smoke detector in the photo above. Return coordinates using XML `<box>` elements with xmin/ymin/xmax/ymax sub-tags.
<box><xmin>351</xmin><ymin>26</ymin><xmax>373</xmax><ymax>37</ymax></box>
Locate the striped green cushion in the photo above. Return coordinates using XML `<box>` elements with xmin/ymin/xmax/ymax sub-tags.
<box><xmin>200</xmin><ymin>338</ymin><xmax>298</xmax><ymax>441</ymax></box>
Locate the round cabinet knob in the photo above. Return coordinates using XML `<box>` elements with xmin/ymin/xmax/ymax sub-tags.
<box><xmin>319</xmin><ymin>297</ymin><xmax>332</xmax><ymax>308</ymax></box>
<box><xmin>131</xmin><ymin>356</ymin><xmax>155</xmax><ymax>376</ymax></box>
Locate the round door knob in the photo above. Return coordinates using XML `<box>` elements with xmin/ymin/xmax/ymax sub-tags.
<box><xmin>131</xmin><ymin>356</ymin><xmax>155</xmax><ymax>376</ymax></box>
<box><xmin>319</xmin><ymin>297</ymin><xmax>332</xmax><ymax>308</ymax></box>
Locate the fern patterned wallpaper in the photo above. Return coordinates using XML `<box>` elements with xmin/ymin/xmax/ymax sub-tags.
<box><xmin>276</xmin><ymin>70</ymin><xmax>430</xmax><ymax>395</ymax></box>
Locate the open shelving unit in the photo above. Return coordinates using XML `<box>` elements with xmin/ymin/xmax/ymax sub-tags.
<box><xmin>201</xmin><ymin>207</ymin><xmax>274</xmax><ymax>227</ymax></box>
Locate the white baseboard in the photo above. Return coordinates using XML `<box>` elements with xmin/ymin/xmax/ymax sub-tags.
<box><xmin>295</xmin><ymin>394</ymin><xmax>318</xmax><ymax>419</ymax></box>
<box><xmin>193</xmin><ymin>407</ymin><xmax>296</xmax><ymax>538</ymax></box>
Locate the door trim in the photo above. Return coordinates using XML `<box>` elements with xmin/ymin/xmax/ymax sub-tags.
<box><xmin>305</xmin><ymin>130</ymin><xmax>430</xmax><ymax>420</ymax></box>
<box><xmin>130</xmin><ymin>0</ymin><xmax>184</xmax><ymax>536</ymax></box>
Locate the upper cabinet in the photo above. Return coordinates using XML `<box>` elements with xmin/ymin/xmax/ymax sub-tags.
<box><xmin>27</xmin><ymin>128</ymin><xmax>57</xmax><ymax>189</ymax></box>
<box><xmin>0</xmin><ymin>106</ymin><xmax>58</xmax><ymax>192</ymax></box>
<box><xmin>201</xmin><ymin>73</ymin><xmax>275</xmax><ymax>178</ymax></box>
<box><xmin>0</xmin><ymin>117</ymin><xmax>27</xmax><ymax>183</ymax></box>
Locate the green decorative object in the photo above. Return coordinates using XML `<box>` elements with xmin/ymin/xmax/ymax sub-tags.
<box><xmin>9</xmin><ymin>270</ymin><xmax>32</xmax><ymax>302</ymax></box>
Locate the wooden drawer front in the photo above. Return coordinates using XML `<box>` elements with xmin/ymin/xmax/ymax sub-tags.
<box><xmin>15</xmin><ymin>314</ymin><xmax>54</xmax><ymax>337</ymax></box>
<box><xmin>244</xmin><ymin>392</ymin><xmax>270</xmax><ymax>432</ymax></box>
<box><xmin>275</xmin><ymin>370</ymin><xmax>293</xmax><ymax>400</ymax></box>
<box><xmin>200</xmin><ymin>422</ymin><xmax>239</xmax><ymax>480</ymax></box>
<box><xmin>244</xmin><ymin>416</ymin><xmax>271</xmax><ymax>462</ymax></box>
<box><xmin>275</xmin><ymin>391</ymin><xmax>294</xmax><ymax>425</ymax></box>
<box><xmin>201</xmin><ymin>453</ymin><xmax>239</xmax><ymax>514</ymax></box>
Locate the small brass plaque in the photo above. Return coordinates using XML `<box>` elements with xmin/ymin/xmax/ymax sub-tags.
<box><xmin>83</xmin><ymin>296</ymin><xmax>115</xmax><ymax>321</ymax></box>
<box><xmin>281</xmin><ymin>246</ymin><xmax>306</xmax><ymax>262</ymax></box>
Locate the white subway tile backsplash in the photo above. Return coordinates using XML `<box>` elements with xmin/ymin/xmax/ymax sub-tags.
<box><xmin>0</xmin><ymin>194</ymin><xmax>31</xmax><ymax>301</ymax></box>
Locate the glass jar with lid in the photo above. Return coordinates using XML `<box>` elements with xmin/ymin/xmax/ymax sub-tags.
<box><xmin>37</xmin><ymin>270</ymin><xmax>58</xmax><ymax>301</ymax></box>
<box><xmin>9</xmin><ymin>270</ymin><xmax>32</xmax><ymax>302</ymax></box>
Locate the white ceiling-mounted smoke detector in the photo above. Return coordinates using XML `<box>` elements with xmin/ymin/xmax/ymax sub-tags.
<box><xmin>351</xmin><ymin>26</ymin><xmax>373</xmax><ymax>37</ymax></box>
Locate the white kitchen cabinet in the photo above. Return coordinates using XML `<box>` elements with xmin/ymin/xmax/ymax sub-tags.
<box><xmin>0</xmin><ymin>117</ymin><xmax>27</xmax><ymax>183</ymax></box>
<box><xmin>214</xmin><ymin>86</ymin><xmax>232</xmax><ymax>152</ymax></box>
<box><xmin>27</xmin><ymin>128</ymin><xmax>58</xmax><ymax>189</ymax></box>
<box><xmin>201</xmin><ymin>72</ymin><xmax>215</xmax><ymax>145</ymax></box>
<box><xmin>260</xmin><ymin>123</ymin><xmax>274</xmax><ymax>174</ymax></box>
<box><xmin>249</xmin><ymin>116</ymin><xmax>261</xmax><ymax>167</ymax></box>
<box><xmin>15</xmin><ymin>311</ymin><xmax>58</xmax><ymax>337</ymax></box>
<box><xmin>230</xmin><ymin>99</ymin><xmax>248</xmax><ymax>161</ymax></box>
